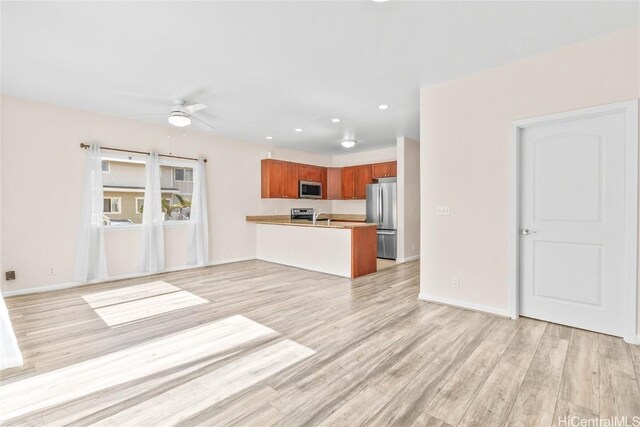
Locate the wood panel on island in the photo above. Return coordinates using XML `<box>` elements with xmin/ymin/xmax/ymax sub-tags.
<box><xmin>261</xmin><ymin>158</ymin><xmax>396</xmax><ymax>200</ymax></box>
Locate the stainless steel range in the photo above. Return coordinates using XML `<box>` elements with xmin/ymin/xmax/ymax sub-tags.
<box><xmin>290</xmin><ymin>208</ymin><xmax>315</xmax><ymax>221</ymax></box>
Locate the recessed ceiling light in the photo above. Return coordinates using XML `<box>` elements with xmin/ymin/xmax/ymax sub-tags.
<box><xmin>340</xmin><ymin>140</ymin><xmax>357</xmax><ymax>149</ymax></box>
<box><xmin>331</xmin><ymin>118</ymin><xmax>341</xmax><ymax>123</ymax></box>
<box><xmin>372</xmin><ymin>0</ymin><xmax>389</xmax><ymax>2</ymax></box>
<box><xmin>378</xmin><ymin>104</ymin><xmax>389</xmax><ymax>110</ymax></box>
<box><xmin>294</xmin><ymin>128</ymin><xmax>303</xmax><ymax>132</ymax></box>
<box><xmin>265</xmin><ymin>136</ymin><xmax>273</xmax><ymax>140</ymax></box>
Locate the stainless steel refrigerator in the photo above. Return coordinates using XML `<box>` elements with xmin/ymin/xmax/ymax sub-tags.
<box><xmin>366</xmin><ymin>180</ymin><xmax>397</xmax><ymax>259</ymax></box>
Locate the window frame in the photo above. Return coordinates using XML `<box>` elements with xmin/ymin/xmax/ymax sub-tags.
<box><xmin>101</xmin><ymin>160</ymin><xmax>111</xmax><ymax>173</ymax></box>
<box><xmin>174</xmin><ymin>167</ymin><xmax>193</xmax><ymax>182</ymax></box>
<box><xmin>135</xmin><ymin>197</ymin><xmax>144</xmax><ymax>215</ymax></box>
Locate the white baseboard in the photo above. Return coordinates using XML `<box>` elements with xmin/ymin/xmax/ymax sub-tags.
<box><xmin>2</xmin><ymin>257</ymin><xmax>257</xmax><ymax>297</ymax></box>
<box><xmin>396</xmin><ymin>255</ymin><xmax>420</xmax><ymax>263</ymax></box>
<box><xmin>256</xmin><ymin>256</ymin><xmax>350</xmax><ymax>279</ymax></box>
<box><xmin>418</xmin><ymin>292</ymin><xmax>511</xmax><ymax>318</ymax></box>
<box><xmin>624</xmin><ymin>335</ymin><xmax>640</xmax><ymax>345</ymax></box>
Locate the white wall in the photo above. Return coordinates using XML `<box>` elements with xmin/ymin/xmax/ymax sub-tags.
<box><xmin>397</xmin><ymin>137</ymin><xmax>420</xmax><ymax>262</ymax></box>
<box><xmin>0</xmin><ymin>95</ymin><xmax>337</xmax><ymax>294</ymax></box>
<box><xmin>419</xmin><ymin>26</ymin><xmax>640</xmax><ymax>323</ymax></box>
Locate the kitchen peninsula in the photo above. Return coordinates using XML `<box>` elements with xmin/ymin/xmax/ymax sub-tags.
<box><xmin>246</xmin><ymin>215</ymin><xmax>377</xmax><ymax>278</ymax></box>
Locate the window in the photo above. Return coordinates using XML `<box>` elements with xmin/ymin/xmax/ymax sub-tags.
<box><xmin>101</xmin><ymin>160</ymin><xmax>110</xmax><ymax>173</ymax></box>
<box><xmin>174</xmin><ymin>168</ymin><xmax>193</xmax><ymax>182</ymax></box>
<box><xmin>135</xmin><ymin>197</ymin><xmax>144</xmax><ymax>214</ymax></box>
<box><xmin>163</xmin><ymin>195</ymin><xmax>191</xmax><ymax>221</ymax></box>
<box><xmin>103</xmin><ymin>197</ymin><xmax>121</xmax><ymax>214</ymax></box>
<box><xmin>101</xmin><ymin>156</ymin><xmax>146</xmax><ymax>225</ymax></box>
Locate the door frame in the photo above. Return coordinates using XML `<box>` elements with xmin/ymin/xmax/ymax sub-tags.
<box><xmin>508</xmin><ymin>100</ymin><xmax>639</xmax><ymax>344</ymax></box>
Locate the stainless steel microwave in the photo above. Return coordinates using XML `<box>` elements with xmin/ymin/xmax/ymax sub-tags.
<box><xmin>299</xmin><ymin>181</ymin><xmax>322</xmax><ymax>199</ymax></box>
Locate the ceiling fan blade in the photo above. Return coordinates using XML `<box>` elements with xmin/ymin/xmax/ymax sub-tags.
<box><xmin>190</xmin><ymin>114</ymin><xmax>215</xmax><ymax>131</ymax></box>
<box><xmin>122</xmin><ymin>112</ymin><xmax>165</xmax><ymax>117</ymax></box>
<box><xmin>119</xmin><ymin>93</ymin><xmax>171</xmax><ymax>107</ymax></box>
<box><xmin>184</xmin><ymin>103</ymin><xmax>207</xmax><ymax>114</ymax></box>
<box><xmin>179</xmin><ymin>87</ymin><xmax>211</xmax><ymax>103</ymax></box>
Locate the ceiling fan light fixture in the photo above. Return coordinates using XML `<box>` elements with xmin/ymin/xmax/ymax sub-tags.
<box><xmin>340</xmin><ymin>139</ymin><xmax>357</xmax><ymax>149</ymax></box>
<box><xmin>168</xmin><ymin>112</ymin><xmax>191</xmax><ymax>127</ymax></box>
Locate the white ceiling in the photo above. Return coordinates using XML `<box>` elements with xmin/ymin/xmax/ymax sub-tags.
<box><xmin>2</xmin><ymin>1</ymin><xmax>638</xmax><ymax>154</ymax></box>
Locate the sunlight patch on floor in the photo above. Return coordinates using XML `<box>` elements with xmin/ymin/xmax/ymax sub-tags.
<box><xmin>94</xmin><ymin>339</ymin><xmax>315</xmax><ymax>426</ymax></box>
<box><xmin>94</xmin><ymin>290</ymin><xmax>208</xmax><ymax>326</ymax></box>
<box><xmin>82</xmin><ymin>281</ymin><xmax>181</xmax><ymax>308</ymax></box>
<box><xmin>0</xmin><ymin>315</ymin><xmax>280</xmax><ymax>422</ymax></box>
<box><xmin>82</xmin><ymin>281</ymin><xmax>208</xmax><ymax>326</ymax></box>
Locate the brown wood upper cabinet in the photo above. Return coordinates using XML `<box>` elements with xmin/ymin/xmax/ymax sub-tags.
<box><xmin>261</xmin><ymin>159</ymin><xmax>299</xmax><ymax>198</ymax></box>
<box><xmin>341</xmin><ymin>167</ymin><xmax>355</xmax><ymax>199</ymax></box>
<box><xmin>354</xmin><ymin>165</ymin><xmax>373</xmax><ymax>199</ymax></box>
<box><xmin>341</xmin><ymin>165</ymin><xmax>372</xmax><ymax>199</ymax></box>
<box><xmin>371</xmin><ymin>161</ymin><xmax>397</xmax><ymax>179</ymax></box>
<box><xmin>262</xmin><ymin>159</ymin><xmax>393</xmax><ymax>200</ymax></box>
<box><xmin>326</xmin><ymin>168</ymin><xmax>342</xmax><ymax>200</ymax></box>
<box><xmin>298</xmin><ymin>164</ymin><xmax>323</xmax><ymax>183</ymax></box>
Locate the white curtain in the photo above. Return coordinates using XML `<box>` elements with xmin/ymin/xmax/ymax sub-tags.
<box><xmin>74</xmin><ymin>143</ymin><xmax>108</xmax><ymax>282</ymax></box>
<box><xmin>1</xmin><ymin>295</ymin><xmax>22</xmax><ymax>370</ymax></box>
<box><xmin>188</xmin><ymin>156</ymin><xmax>209</xmax><ymax>266</ymax></box>
<box><xmin>139</xmin><ymin>151</ymin><xmax>165</xmax><ymax>273</ymax></box>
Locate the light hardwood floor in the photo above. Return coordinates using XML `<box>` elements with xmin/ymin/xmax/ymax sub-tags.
<box><xmin>2</xmin><ymin>260</ymin><xmax>639</xmax><ymax>426</ymax></box>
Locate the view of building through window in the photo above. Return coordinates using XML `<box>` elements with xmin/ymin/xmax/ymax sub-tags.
<box><xmin>101</xmin><ymin>159</ymin><xmax>193</xmax><ymax>226</ymax></box>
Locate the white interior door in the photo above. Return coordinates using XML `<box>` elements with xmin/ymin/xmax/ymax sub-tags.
<box><xmin>519</xmin><ymin>109</ymin><xmax>627</xmax><ymax>337</ymax></box>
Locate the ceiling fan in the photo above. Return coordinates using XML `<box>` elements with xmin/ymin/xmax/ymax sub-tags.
<box><xmin>167</xmin><ymin>100</ymin><xmax>214</xmax><ymax>130</ymax></box>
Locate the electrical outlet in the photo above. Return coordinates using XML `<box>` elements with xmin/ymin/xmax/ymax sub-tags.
<box><xmin>437</xmin><ymin>206</ymin><xmax>451</xmax><ymax>216</ymax></box>
<box><xmin>48</xmin><ymin>268</ymin><xmax>56</xmax><ymax>276</ymax></box>
<box><xmin>452</xmin><ymin>277</ymin><xmax>460</xmax><ymax>288</ymax></box>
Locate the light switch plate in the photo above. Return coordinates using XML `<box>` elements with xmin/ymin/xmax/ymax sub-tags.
<box><xmin>437</xmin><ymin>206</ymin><xmax>451</xmax><ymax>216</ymax></box>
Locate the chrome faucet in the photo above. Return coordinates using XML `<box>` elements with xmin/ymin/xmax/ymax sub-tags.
<box><xmin>312</xmin><ymin>211</ymin><xmax>326</xmax><ymax>225</ymax></box>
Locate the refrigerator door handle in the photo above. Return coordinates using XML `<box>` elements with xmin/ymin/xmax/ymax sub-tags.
<box><xmin>378</xmin><ymin>186</ymin><xmax>382</xmax><ymax>226</ymax></box>
<box><xmin>376</xmin><ymin>186</ymin><xmax>380</xmax><ymax>226</ymax></box>
<box><xmin>380</xmin><ymin>186</ymin><xmax>384</xmax><ymax>223</ymax></box>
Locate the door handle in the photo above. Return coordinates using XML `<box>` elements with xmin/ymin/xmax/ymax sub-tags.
<box><xmin>521</xmin><ymin>229</ymin><xmax>537</xmax><ymax>235</ymax></box>
<box><xmin>380</xmin><ymin>186</ymin><xmax>384</xmax><ymax>224</ymax></box>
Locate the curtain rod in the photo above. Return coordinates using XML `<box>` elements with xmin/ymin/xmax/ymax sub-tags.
<box><xmin>80</xmin><ymin>143</ymin><xmax>207</xmax><ymax>163</ymax></box>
